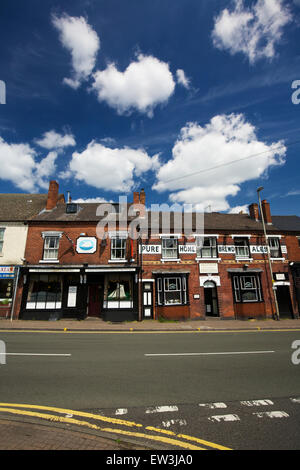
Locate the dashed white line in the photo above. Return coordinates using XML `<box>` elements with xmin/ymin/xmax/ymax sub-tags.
<box><xmin>290</xmin><ymin>398</ymin><xmax>300</xmax><ymax>404</ymax></box>
<box><xmin>253</xmin><ymin>411</ymin><xmax>289</xmax><ymax>419</ymax></box>
<box><xmin>240</xmin><ymin>399</ymin><xmax>274</xmax><ymax>407</ymax></box>
<box><xmin>145</xmin><ymin>406</ymin><xmax>179</xmax><ymax>414</ymax></box>
<box><xmin>199</xmin><ymin>402</ymin><xmax>227</xmax><ymax>409</ymax></box>
<box><xmin>208</xmin><ymin>414</ymin><xmax>240</xmax><ymax>422</ymax></box>
<box><xmin>145</xmin><ymin>351</ymin><xmax>274</xmax><ymax>357</ymax></box>
<box><xmin>115</xmin><ymin>408</ymin><xmax>128</xmax><ymax>415</ymax></box>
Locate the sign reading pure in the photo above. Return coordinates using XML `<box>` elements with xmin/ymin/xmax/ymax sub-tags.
<box><xmin>140</xmin><ymin>245</ymin><xmax>161</xmax><ymax>254</ymax></box>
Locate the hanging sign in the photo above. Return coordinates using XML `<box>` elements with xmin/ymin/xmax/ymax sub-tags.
<box><xmin>76</xmin><ymin>237</ymin><xmax>97</xmax><ymax>254</ymax></box>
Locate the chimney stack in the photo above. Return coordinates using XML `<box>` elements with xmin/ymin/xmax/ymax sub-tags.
<box><xmin>261</xmin><ymin>199</ymin><xmax>272</xmax><ymax>225</ymax></box>
<box><xmin>140</xmin><ymin>188</ymin><xmax>146</xmax><ymax>206</ymax></box>
<box><xmin>133</xmin><ymin>192</ymin><xmax>140</xmax><ymax>204</ymax></box>
<box><xmin>46</xmin><ymin>180</ymin><xmax>59</xmax><ymax>211</ymax></box>
<box><xmin>249</xmin><ymin>203</ymin><xmax>259</xmax><ymax>221</ymax></box>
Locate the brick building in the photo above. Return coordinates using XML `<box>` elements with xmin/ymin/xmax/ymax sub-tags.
<box><xmin>10</xmin><ymin>181</ymin><xmax>300</xmax><ymax>322</ymax></box>
<box><xmin>0</xmin><ymin>190</ymin><xmax>64</xmax><ymax>318</ymax></box>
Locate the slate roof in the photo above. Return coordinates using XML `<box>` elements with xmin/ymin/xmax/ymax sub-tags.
<box><xmin>0</xmin><ymin>194</ymin><xmax>49</xmax><ymax>221</ymax></box>
<box><xmin>272</xmin><ymin>215</ymin><xmax>300</xmax><ymax>232</ymax></box>
<box><xmin>30</xmin><ymin>203</ymin><xmax>286</xmax><ymax>234</ymax></box>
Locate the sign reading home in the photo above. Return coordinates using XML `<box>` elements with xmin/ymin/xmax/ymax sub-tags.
<box><xmin>140</xmin><ymin>245</ymin><xmax>162</xmax><ymax>254</ymax></box>
<box><xmin>76</xmin><ymin>237</ymin><xmax>97</xmax><ymax>254</ymax></box>
<box><xmin>179</xmin><ymin>244</ymin><xmax>197</xmax><ymax>254</ymax></box>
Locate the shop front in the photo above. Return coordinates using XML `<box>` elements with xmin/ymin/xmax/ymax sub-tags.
<box><xmin>19</xmin><ymin>266</ymin><xmax>139</xmax><ymax>322</ymax></box>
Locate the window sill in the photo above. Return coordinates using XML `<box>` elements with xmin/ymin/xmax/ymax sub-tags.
<box><xmin>270</xmin><ymin>258</ymin><xmax>286</xmax><ymax>261</ymax></box>
<box><xmin>235</xmin><ymin>258</ymin><xmax>253</xmax><ymax>262</ymax></box>
<box><xmin>39</xmin><ymin>260</ymin><xmax>59</xmax><ymax>263</ymax></box>
<box><xmin>108</xmin><ymin>259</ymin><xmax>128</xmax><ymax>263</ymax></box>
<box><xmin>196</xmin><ymin>257</ymin><xmax>221</xmax><ymax>262</ymax></box>
<box><xmin>160</xmin><ymin>258</ymin><xmax>180</xmax><ymax>263</ymax></box>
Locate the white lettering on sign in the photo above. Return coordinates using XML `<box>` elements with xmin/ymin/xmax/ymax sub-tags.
<box><xmin>140</xmin><ymin>245</ymin><xmax>161</xmax><ymax>254</ymax></box>
<box><xmin>250</xmin><ymin>245</ymin><xmax>268</xmax><ymax>254</ymax></box>
<box><xmin>178</xmin><ymin>244</ymin><xmax>196</xmax><ymax>254</ymax></box>
<box><xmin>218</xmin><ymin>245</ymin><xmax>235</xmax><ymax>254</ymax></box>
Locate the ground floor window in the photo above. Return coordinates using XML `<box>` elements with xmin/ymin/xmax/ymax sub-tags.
<box><xmin>0</xmin><ymin>279</ymin><xmax>13</xmax><ymax>305</ymax></box>
<box><xmin>103</xmin><ymin>273</ymin><xmax>133</xmax><ymax>309</ymax></box>
<box><xmin>26</xmin><ymin>274</ymin><xmax>62</xmax><ymax>309</ymax></box>
<box><xmin>156</xmin><ymin>275</ymin><xmax>188</xmax><ymax>306</ymax></box>
<box><xmin>233</xmin><ymin>275</ymin><xmax>263</xmax><ymax>303</ymax></box>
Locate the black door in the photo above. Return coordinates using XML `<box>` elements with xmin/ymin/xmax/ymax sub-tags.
<box><xmin>204</xmin><ymin>281</ymin><xmax>219</xmax><ymax>317</ymax></box>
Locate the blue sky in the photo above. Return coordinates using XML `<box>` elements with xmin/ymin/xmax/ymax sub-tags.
<box><xmin>0</xmin><ymin>0</ymin><xmax>300</xmax><ymax>215</ymax></box>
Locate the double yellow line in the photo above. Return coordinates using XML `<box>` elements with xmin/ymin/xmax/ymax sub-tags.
<box><xmin>0</xmin><ymin>403</ymin><xmax>231</xmax><ymax>451</ymax></box>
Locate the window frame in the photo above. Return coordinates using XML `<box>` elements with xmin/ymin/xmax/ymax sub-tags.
<box><xmin>232</xmin><ymin>275</ymin><xmax>263</xmax><ymax>303</ymax></box>
<box><xmin>156</xmin><ymin>274</ymin><xmax>188</xmax><ymax>306</ymax></box>
<box><xmin>234</xmin><ymin>237</ymin><xmax>250</xmax><ymax>259</ymax></box>
<box><xmin>268</xmin><ymin>237</ymin><xmax>281</xmax><ymax>258</ymax></box>
<box><xmin>161</xmin><ymin>237</ymin><xmax>179</xmax><ymax>260</ymax></box>
<box><xmin>196</xmin><ymin>237</ymin><xmax>217</xmax><ymax>258</ymax></box>
<box><xmin>43</xmin><ymin>236</ymin><xmax>60</xmax><ymax>260</ymax></box>
<box><xmin>110</xmin><ymin>236</ymin><xmax>127</xmax><ymax>261</ymax></box>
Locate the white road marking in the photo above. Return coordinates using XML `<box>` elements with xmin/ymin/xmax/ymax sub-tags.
<box><xmin>162</xmin><ymin>419</ymin><xmax>187</xmax><ymax>428</ymax></box>
<box><xmin>209</xmin><ymin>414</ymin><xmax>240</xmax><ymax>422</ymax></box>
<box><xmin>145</xmin><ymin>406</ymin><xmax>178</xmax><ymax>414</ymax></box>
<box><xmin>253</xmin><ymin>411</ymin><xmax>289</xmax><ymax>419</ymax></box>
<box><xmin>115</xmin><ymin>408</ymin><xmax>128</xmax><ymax>415</ymax></box>
<box><xmin>199</xmin><ymin>402</ymin><xmax>227</xmax><ymax>409</ymax></box>
<box><xmin>145</xmin><ymin>351</ymin><xmax>274</xmax><ymax>357</ymax></box>
<box><xmin>290</xmin><ymin>398</ymin><xmax>300</xmax><ymax>404</ymax></box>
<box><xmin>0</xmin><ymin>353</ymin><xmax>71</xmax><ymax>357</ymax></box>
<box><xmin>240</xmin><ymin>399</ymin><xmax>274</xmax><ymax>407</ymax></box>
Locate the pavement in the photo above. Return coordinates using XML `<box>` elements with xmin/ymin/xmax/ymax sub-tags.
<box><xmin>0</xmin><ymin>315</ymin><xmax>300</xmax><ymax>332</ymax></box>
<box><xmin>1</xmin><ymin>314</ymin><xmax>299</xmax><ymax>450</ymax></box>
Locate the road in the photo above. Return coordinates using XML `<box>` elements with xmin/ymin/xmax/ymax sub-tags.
<box><xmin>0</xmin><ymin>330</ymin><xmax>299</xmax><ymax>450</ymax></box>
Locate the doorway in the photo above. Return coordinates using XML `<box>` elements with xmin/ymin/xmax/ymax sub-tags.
<box><xmin>88</xmin><ymin>284</ymin><xmax>103</xmax><ymax>317</ymax></box>
<box><xmin>276</xmin><ymin>285</ymin><xmax>293</xmax><ymax>318</ymax></box>
<box><xmin>203</xmin><ymin>281</ymin><xmax>219</xmax><ymax>317</ymax></box>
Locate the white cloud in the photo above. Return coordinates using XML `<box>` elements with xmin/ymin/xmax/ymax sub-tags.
<box><xmin>92</xmin><ymin>54</ymin><xmax>176</xmax><ymax>117</ymax></box>
<box><xmin>0</xmin><ymin>137</ymin><xmax>58</xmax><ymax>191</ymax></box>
<box><xmin>52</xmin><ymin>14</ymin><xmax>100</xmax><ymax>89</ymax></box>
<box><xmin>153</xmin><ymin>113</ymin><xmax>286</xmax><ymax>212</ymax></box>
<box><xmin>176</xmin><ymin>69</ymin><xmax>190</xmax><ymax>89</ymax></box>
<box><xmin>35</xmin><ymin>130</ymin><xmax>76</xmax><ymax>150</ymax></box>
<box><xmin>228</xmin><ymin>204</ymin><xmax>249</xmax><ymax>214</ymax></box>
<box><xmin>212</xmin><ymin>0</ymin><xmax>292</xmax><ymax>64</ymax></box>
<box><xmin>67</xmin><ymin>140</ymin><xmax>160</xmax><ymax>192</ymax></box>
<box><xmin>73</xmin><ymin>197</ymin><xmax>113</xmax><ymax>203</ymax></box>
